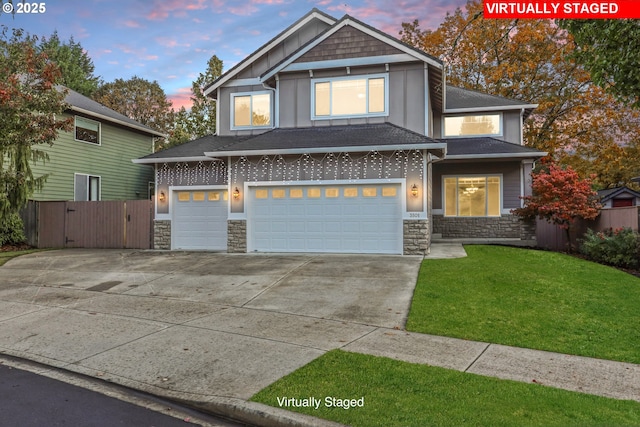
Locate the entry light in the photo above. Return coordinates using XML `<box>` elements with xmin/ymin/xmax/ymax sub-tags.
<box><xmin>158</xmin><ymin>191</ymin><xmax>166</xmax><ymax>203</ymax></box>
<box><xmin>411</xmin><ymin>184</ymin><xmax>419</xmax><ymax>198</ymax></box>
<box><xmin>233</xmin><ymin>187</ymin><xmax>240</xmax><ymax>200</ymax></box>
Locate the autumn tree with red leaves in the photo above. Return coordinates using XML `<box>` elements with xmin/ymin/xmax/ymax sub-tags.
<box><xmin>512</xmin><ymin>164</ymin><xmax>601</xmax><ymax>248</ymax></box>
<box><xmin>0</xmin><ymin>26</ymin><xmax>72</xmax><ymax>222</ymax></box>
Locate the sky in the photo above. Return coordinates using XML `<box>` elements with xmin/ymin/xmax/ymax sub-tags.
<box><xmin>0</xmin><ymin>0</ymin><xmax>468</xmax><ymax>110</ymax></box>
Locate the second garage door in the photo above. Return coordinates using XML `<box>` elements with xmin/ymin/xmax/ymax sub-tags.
<box><xmin>248</xmin><ymin>184</ymin><xmax>402</xmax><ymax>254</ymax></box>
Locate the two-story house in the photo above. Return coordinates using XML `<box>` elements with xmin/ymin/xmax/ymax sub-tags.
<box><xmin>31</xmin><ymin>87</ymin><xmax>165</xmax><ymax>202</ymax></box>
<box><xmin>136</xmin><ymin>9</ymin><xmax>546</xmax><ymax>254</ymax></box>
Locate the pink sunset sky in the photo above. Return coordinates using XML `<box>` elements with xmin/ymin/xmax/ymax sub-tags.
<box><xmin>1</xmin><ymin>0</ymin><xmax>467</xmax><ymax>110</ymax></box>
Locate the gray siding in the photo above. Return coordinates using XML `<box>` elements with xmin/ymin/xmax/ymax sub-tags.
<box><xmin>432</xmin><ymin>161</ymin><xmax>522</xmax><ymax>211</ymax></box>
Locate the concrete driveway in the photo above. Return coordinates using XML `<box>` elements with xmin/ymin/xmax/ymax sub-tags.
<box><xmin>0</xmin><ymin>250</ymin><xmax>421</xmax><ymax>405</ymax></box>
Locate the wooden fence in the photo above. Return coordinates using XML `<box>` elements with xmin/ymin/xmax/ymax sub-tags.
<box><xmin>536</xmin><ymin>206</ymin><xmax>640</xmax><ymax>251</ymax></box>
<box><xmin>21</xmin><ymin>200</ymin><xmax>153</xmax><ymax>249</ymax></box>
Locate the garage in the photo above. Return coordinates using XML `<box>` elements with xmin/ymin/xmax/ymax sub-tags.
<box><xmin>247</xmin><ymin>183</ymin><xmax>403</xmax><ymax>254</ymax></box>
<box><xmin>172</xmin><ymin>189</ymin><xmax>228</xmax><ymax>250</ymax></box>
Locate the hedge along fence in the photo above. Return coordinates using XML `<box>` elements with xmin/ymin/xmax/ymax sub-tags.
<box><xmin>536</xmin><ymin>206</ymin><xmax>640</xmax><ymax>252</ymax></box>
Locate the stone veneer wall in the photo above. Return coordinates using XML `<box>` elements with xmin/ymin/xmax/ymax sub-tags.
<box><xmin>433</xmin><ymin>215</ymin><xmax>536</xmax><ymax>240</ymax></box>
<box><xmin>154</xmin><ymin>220</ymin><xmax>171</xmax><ymax>250</ymax></box>
<box><xmin>403</xmin><ymin>219</ymin><xmax>430</xmax><ymax>255</ymax></box>
<box><xmin>228</xmin><ymin>220</ymin><xmax>247</xmax><ymax>253</ymax></box>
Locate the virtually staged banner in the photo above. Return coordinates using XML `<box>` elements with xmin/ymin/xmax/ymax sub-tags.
<box><xmin>484</xmin><ymin>0</ymin><xmax>640</xmax><ymax>18</ymax></box>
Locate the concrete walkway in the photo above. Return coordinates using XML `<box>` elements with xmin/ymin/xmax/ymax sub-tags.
<box><xmin>0</xmin><ymin>248</ymin><xmax>638</xmax><ymax>427</ymax></box>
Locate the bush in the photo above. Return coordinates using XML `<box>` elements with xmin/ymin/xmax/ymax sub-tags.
<box><xmin>580</xmin><ymin>228</ymin><xmax>640</xmax><ymax>269</ymax></box>
<box><xmin>0</xmin><ymin>213</ymin><xmax>26</xmax><ymax>246</ymax></box>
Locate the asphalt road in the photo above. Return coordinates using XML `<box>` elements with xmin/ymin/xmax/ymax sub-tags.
<box><xmin>0</xmin><ymin>363</ymin><xmax>245</xmax><ymax>427</ymax></box>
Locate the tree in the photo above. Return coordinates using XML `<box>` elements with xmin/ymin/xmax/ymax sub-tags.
<box><xmin>0</xmin><ymin>26</ymin><xmax>73</xmax><ymax>223</ymax></box>
<box><xmin>93</xmin><ymin>76</ymin><xmax>173</xmax><ymax>149</ymax></box>
<box><xmin>560</xmin><ymin>20</ymin><xmax>640</xmax><ymax>109</ymax></box>
<box><xmin>512</xmin><ymin>163</ymin><xmax>601</xmax><ymax>248</ymax></box>
<box><xmin>399</xmin><ymin>0</ymin><xmax>640</xmax><ymax>188</ymax></box>
<box><xmin>38</xmin><ymin>31</ymin><xmax>102</xmax><ymax>97</ymax></box>
<box><xmin>169</xmin><ymin>55</ymin><xmax>223</xmax><ymax>147</ymax></box>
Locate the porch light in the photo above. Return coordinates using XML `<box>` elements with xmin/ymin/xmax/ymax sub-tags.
<box><xmin>233</xmin><ymin>187</ymin><xmax>240</xmax><ymax>200</ymax></box>
<box><xmin>158</xmin><ymin>191</ymin><xmax>166</xmax><ymax>203</ymax></box>
<box><xmin>411</xmin><ymin>184</ymin><xmax>419</xmax><ymax>198</ymax></box>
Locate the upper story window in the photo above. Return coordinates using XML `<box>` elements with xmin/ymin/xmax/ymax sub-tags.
<box><xmin>231</xmin><ymin>91</ymin><xmax>272</xmax><ymax>129</ymax></box>
<box><xmin>312</xmin><ymin>74</ymin><xmax>388</xmax><ymax>120</ymax></box>
<box><xmin>443</xmin><ymin>114</ymin><xmax>502</xmax><ymax>138</ymax></box>
<box><xmin>75</xmin><ymin>116</ymin><xmax>101</xmax><ymax>145</ymax></box>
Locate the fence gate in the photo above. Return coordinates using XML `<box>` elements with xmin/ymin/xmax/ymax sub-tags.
<box><xmin>23</xmin><ymin>200</ymin><xmax>152</xmax><ymax>249</ymax></box>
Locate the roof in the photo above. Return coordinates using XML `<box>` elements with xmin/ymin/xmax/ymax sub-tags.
<box><xmin>135</xmin><ymin>123</ymin><xmax>446</xmax><ymax>163</ymax></box>
<box><xmin>445</xmin><ymin>86</ymin><xmax>537</xmax><ymax>119</ymax></box>
<box><xmin>63</xmin><ymin>87</ymin><xmax>166</xmax><ymax>138</ymax></box>
<box><xmin>597</xmin><ymin>186</ymin><xmax>640</xmax><ymax>201</ymax></box>
<box><xmin>441</xmin><ymin>137</ymin><xmax>547</xmax><ymax>160</ymax></box>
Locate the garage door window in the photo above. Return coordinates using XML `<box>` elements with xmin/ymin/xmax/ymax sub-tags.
<box><xmin>273</xmin><ymin>189</ymin><xmax>286</xmax><ymax>198</ymax></box>
<box><xmin>344</xmin><ymin>188</ymin><xmax>358</xmax><ymax>197</ymax></box>
<box><xmin>363</xmin><ymin>188</ymin><xmax>377</xmax><ymax>197</ymax></box>
<box><xmin>382</xmin><ymin>187</ymin><xmax>397</xmax><ymax>197</ymax></box>
<box><xmin>193</xmin><ymin>192</ymin><xmax>205</xmax><ymax>201</ymax></box>
<box><xmin>325</xmin><ymin>188</ymin><xmax>339</xmax><ymax>198</ymax></box>
<box><xmin>290</xmin><ymin>188</ymin><xmax>303</xmax><ymax>198</ymax></box>
<box><xmin>308</xmin><ymin>188</ymin><xmax>321</xmax><ymax>198</ymax></box>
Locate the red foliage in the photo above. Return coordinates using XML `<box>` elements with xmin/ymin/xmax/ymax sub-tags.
<box><xmin>513</xmin><ymin>164</ymin><xmax>601</xmax><ymax>229</ymax></box>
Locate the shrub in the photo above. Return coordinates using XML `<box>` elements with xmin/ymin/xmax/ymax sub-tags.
<box><xmin>0</xmin><ymin>213</ymin><xmax>26</xmax><ymax>246</ymax></box>
<box><xmin>580</xmin><ymin>228</ymin><xmax>640</xmax><ymax>269</ymax></box>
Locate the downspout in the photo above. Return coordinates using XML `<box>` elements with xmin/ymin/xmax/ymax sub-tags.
<box><xmin>520</xmin><ymin>107</ymin><xmax>525</xmax><ymax>145</ymax></box>
<box><xmin>215</xmin><ymin>88</ymin><xmax>221</xmax><ymax>135</ymax></box>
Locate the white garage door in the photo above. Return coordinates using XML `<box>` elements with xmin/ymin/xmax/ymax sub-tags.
<box><xmin>248</xmin><ymin>184</ymin><xmax>402</xmax><ymax>254</ymax></box>
<box><xmin>172</xmin><ymin>190</ymin><xmax>228</xmax><ymax>250</ymax></box>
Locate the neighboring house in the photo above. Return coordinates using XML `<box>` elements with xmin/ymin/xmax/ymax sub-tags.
<box><xmin>135</xmin><ymin>9</ymin><xmax>546</xmax><ymax>254</ymax></box>
<box><xmin>30</xmin><ymin>87</ymin><xmax>165</xmax><ymax>202</ymax></box>
<box><xmin>598</xmin><ymin>187</ymin><xmax>640</xmax><ymax>208</ymax></box>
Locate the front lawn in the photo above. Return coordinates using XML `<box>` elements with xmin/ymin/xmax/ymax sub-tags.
<box><xmin>407</xmin><ymin>245</ymin><xmax>640</xmax><ymax>363</ymax></box>
<box><xmin>251</xmin><ymin>350</ymin><xmax>640</xmax><ymax>427</ymax></box>
<box><xmin>0</xmin><ymin>249</ymin><xmax>42</xmax><ymax>267</ymax></box>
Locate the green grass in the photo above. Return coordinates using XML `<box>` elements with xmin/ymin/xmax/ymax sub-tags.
<box><xmin>408</xmin><ymin>245</ymin><xmax>640</xmax><ymax>363</ymax></box>
<box><xmin>251</xmin><ymin>350</ymin><xmax>640</xmax><ymax>427</ymax></box>
<box><xmin>0</xmin><ymin>249</ymin><xmax>43</xmax><ymax>266</ymax></box>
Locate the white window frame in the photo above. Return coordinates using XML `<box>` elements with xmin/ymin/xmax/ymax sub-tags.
<box><xmin>74</xmin><ymin>173</ymin><xmax>101</xmax><ymax>201</ymax></box>
<box><xmin>311</xmin><ymin>73</ymin><xmax>389</xmax><ymax>120</ymax></box>
<box><xmin>442</xmin><ymin>174</ymin><xmax>502</xmax><ymax>217</ymax></box>
<box><xmin>230</xmin><ymin>91</ymin><xmax>273</xmax><ymax>130</ymax></box>
<box><xmin>442</xmin><ymin>113</ymin><xmax>503</xmax><ymax>138</ymax></box>
<box><xmin>74</xmin><ymin>115</ymin><xmax>101</xmax><ymax>145</ymax></box>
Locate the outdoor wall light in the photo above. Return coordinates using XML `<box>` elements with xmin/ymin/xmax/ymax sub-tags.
<box><xmin>233</xmin><ymin>187</ymin><xmax>240</xmax><ymax>200</ymax></box>
<box><xmin>158</xmin><ymin>191</ymin><xmax>166</xmax><ymax>203</ymax></box>
<box><xmin>411</xmin><ymin>184</ymin><xmax>419</xmax><ymax>198</ymax></box>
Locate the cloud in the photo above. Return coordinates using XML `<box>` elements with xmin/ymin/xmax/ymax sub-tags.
<box><xmin>146</xmin><ymin>0</ymin><xmax>209</xmax><ymax>21</ymax></box>
<box><xmin>124</xmin><ymin>20</ymin><xmax>144</xmax><ymax>29</ymax></box>
<box><xmin>155</xmin><ymin>37</ymin><xmax>191</xmax><ymax>48</ymax></box>
<box><xmin>168</xmin><ymin>87</ymin><xmax>194</xmax><ymax>110</ymax></box>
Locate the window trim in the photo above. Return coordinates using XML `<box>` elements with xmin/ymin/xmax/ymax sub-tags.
<box><xmin>74</xmin><ymin>115</ymin><xmax>102</xmax><ymax>145</ymax></box>
<box><xmin>311</xmin><ymin>73</ymin><xmax>389</xmax><ymax>120</ymax></box>
<box><xmin>442</xmin><ymin>113</ymin><xmax>503</xmax><ymax>138</ymax></box>
<box><xmin>230</xmin><ymin>91</ymin><xmax>273</xmax><ymax>130</ymax></box>
<box><xmin>442</xmin><ymin>174</ymin><xmax>502</xmax><ymax>217</ymax></box>
<box><xmin>74</xmin><ymin>173</ymin><xmax>101</xmax><ymax>201</ymax></box>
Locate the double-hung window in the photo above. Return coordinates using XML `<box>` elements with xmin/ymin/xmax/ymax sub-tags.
<box><xmin>312</xmin><ymin>74</ymin><xmax>388</xmax><ymax>119</ymax></box>
<box><xmin>75</xmin><ymin>116</ymin><xmax>101</xmax><ymax>144</ymax></box>
<box><xmin>231</xmin><ymin>91</ymin><xmax>272</xmax><ymax>129</ymax></box>
<box><xmin>444</xmin><ymin>176</ymin><xmax>501</xmax><ymax>217</ymax></box>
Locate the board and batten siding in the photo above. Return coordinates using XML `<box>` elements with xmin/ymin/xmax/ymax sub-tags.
<box><xmin>30</xmin><ymin>113</ymin><xmax>154</xmax><ymax>201</ymax></box>
<box><xmin>431</xmin><ymin>161</ymin><xmax>522</xmax><ymax>211</ymax></box>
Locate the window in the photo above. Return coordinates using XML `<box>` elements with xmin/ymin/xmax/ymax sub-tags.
<box><xmin>444</xmin><ymin>176</ymin><xmax>501</xmax><ymax>217</ymax></box>
<box><xmin>231</xmin><ymin>92</ymin><xmax>272</xmax><ymax>129</ymax></box>
<box><xmin>75</xmin><ymin>116</ymin><xmax>101</xmax><ymax>144</ymax></box>
<box><xmin>443</xmin><ymin>114</ymin><xmax>501</xmax><ymax>137</ymax></box>
<box><xmin>74</xmin><ymin>174</ymin><xmax>100</xmax><ymax>201</ymax></box>
<box><xmin>312</xmin><ymin>74</ymin><xmax>387</xmax><ymax>119</ymax></box>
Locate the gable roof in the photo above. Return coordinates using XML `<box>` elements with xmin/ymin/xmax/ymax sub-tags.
<box><xmin>63</xmin><ymin>87</ymin><xmax>166</xmax><ymax>137</ymax></box>
<box><xmin>441</xmin><ymin>137</ymin><xmax>546</xmax><ymax>160</ymax></box>
<box><xmin>597</xmin><ymin>186</ymin><xmax>640</xmax><ymax>202</ymax></box>
<box><xmin>135</xmin><ymin>123</ymin><xmax>446</xmax><ymax>163</ymax></box>
<box><xmin>445</xmin><ymin>86</ymin><xmax>537</xmax><ymax>118</ymax></box>
<box><xmin>203</xmin><ymin>8</ymin><xmax>336</xmax><ymax>96</ymax></box>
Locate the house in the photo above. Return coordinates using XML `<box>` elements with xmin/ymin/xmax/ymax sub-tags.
<box><xmin>598</xmin><ymin>187</ymin><xmax>640</xmax><ymax>208</ymax></box>
<box><xmin>30</xmin><ymin>87</ymin><xmax>165</xmax><ymax>202</ymax></box>
<box><xmin>135</xmin><ymin>9</ymin><xmax>546</xmax><ymax>255</ymax></box>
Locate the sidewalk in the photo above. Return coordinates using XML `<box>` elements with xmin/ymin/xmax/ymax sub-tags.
<box><xmin>0</xmin><ymin>248</ymin><xmax>638</xmax><ymax>427</ymax></box>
